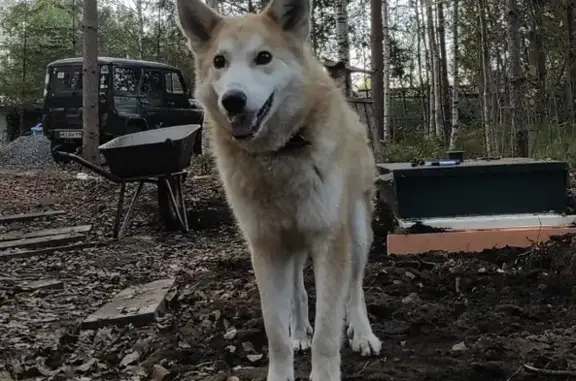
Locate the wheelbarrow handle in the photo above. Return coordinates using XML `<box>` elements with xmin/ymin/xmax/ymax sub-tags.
<box><xmin>54</xmin><ymin>151</ymin><xmax>123</xmax><ymax>183</ymax></box>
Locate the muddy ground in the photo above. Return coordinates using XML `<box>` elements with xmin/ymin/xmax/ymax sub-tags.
<box><xmin>1</xmin><ymin>160</ymin><xmax>576</xmax><ymax>381</ymax></box>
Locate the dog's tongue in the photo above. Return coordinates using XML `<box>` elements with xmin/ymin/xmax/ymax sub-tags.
<box><xmin>230</xmin><ymin>114</ymin><xmax>255</xmax><ymax>139</ymax></box>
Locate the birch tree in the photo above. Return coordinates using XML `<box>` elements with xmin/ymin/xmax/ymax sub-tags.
<box><xmin>449</xmin><ymin>0</ymin><xmax>459</xmax><ymax>149</ymax></box>
<box><xmin>382</xmin><ymin>0</ymin><xmax>391</xmax><ymax>141</ymax></box>
<box><xmin>135</xmin><ymin>0</ymin><xmax>145</xmax><ymax>59</ymax></box>
<box><xmin>425</xmin><ymin>0</ymin><xmax>442</xmax><ymax>139</ymax></box>
<box><xmin>335</xmin><ymin>0</ymin><xmax>352</xmax><ymax>96</ymax></box>
<box><xmin>82</xmin><ymin>0</ymin><xmax>100</xmax><ymax>164</ymax></box>
<box><xmin>413</xmin><ymin>0</ymin><xmax>428</xmax><ymax>130</ymax></box>
<box><xmin>436</xmin><ymin>0</ymin><xmax>450</xmax><ymax>141</ymax></box>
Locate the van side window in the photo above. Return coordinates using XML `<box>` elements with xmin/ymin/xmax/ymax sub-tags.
<box><xmin>113</xmin><ymin>67</ymin><xmax>141</xmax><ymax>95</ymax></box>
<box><xmin>141</xmin><ymin>70</ymin><xmax>163</xmax><ymax>94</ymax></box>
<box><xmin>165</xmin><ymin>72</ymin><xmax>184</xmax><ymax>94</ymax></box>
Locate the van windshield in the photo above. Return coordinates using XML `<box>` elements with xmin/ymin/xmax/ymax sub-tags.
<box><xmin>112</xmin><ymin>66</ymin><xmax>142</xmax><ymax>96</ymax></box>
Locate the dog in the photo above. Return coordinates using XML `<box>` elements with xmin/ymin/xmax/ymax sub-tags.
<box><xmin>176</xmin><ymin>0</ymin><xmax>382</xmax><ymax>379</ymax></box>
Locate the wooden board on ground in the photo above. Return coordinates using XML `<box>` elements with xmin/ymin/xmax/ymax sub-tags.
<box><xmin>0</xmin><ymin>225</ymin><xmax>92</xmax><ymax>242</ymax></box>
<box><xmin>82</xmin><ymin>278</ymin><xmax>175</xmax><ymax>330</ymax></box>
<box><xmin>0</xmin><ymin>241</ymin><xmax>105</xmax><ymax>261</ymax></box>
<box><xmin>20</xmin><ymin>279</ymin><xmax>63</xmax><ymax>291</ymax></box>
<box><xmin>0</xmin><ymin>210</ymin><xmax>66</xmax><ymax>224</ymax></box>
<box><xmin>0</xmin><ymin>233</ymin><xmax>85</xmax><ymax>251</ymax></box>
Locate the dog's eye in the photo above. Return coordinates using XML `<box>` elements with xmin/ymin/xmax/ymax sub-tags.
<box><xmin>213</xmin><ymin>55</ymin><xmax>226</xmax><ymax>69</ymax></box>
<box><xmin>255</xmin><ymin>51</ymin><xmax>272</xmax><ymax>65</ymax></box>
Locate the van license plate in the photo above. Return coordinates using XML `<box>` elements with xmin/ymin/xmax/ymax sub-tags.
<box><xmin>59</xmin><ymin>131</ymin><xmax>82</xmax><ymax>139</ymax></box>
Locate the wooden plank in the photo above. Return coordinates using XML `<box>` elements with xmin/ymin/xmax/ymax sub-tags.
<box><xmin>0</xmin><ymin>210</ymin><xmax>66</xmax><ymax>224</ymax></box>
<box><xmin>19</xmin><ymin>279</ymin><xmax>63</xmax><ymax>291</ymax></box>
<box><xmin>0</xmin><ymin>225</ymin><xmax>92</xmax><ymax>242</ymax></box>
<box><xmin>0</xmin><ymin>233</ymin><xmax>85</xmax><ymax>251</ymax></box>
<box><xmin>387</xmin><ymin>226</ymin><xmax>576</xmax><ymax>255</ymax></box>
<box><xmin>0</xmin><ymin>241</ymin><xmax>105</xmax><ymax>261</ymax></box>
<box><xmin>82</xmin><ymin>278</ymin><xmax>176</xmax><ymax>330</ymax></box>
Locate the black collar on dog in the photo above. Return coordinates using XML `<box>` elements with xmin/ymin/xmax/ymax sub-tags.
<box><xmin>275</xmin><ymin>131</ymin><xmax>311</xmax><ymax>154</ymax></box>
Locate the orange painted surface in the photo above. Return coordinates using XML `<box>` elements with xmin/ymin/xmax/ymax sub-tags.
<box><xmin>387</xmin><ymin>227</ymin><xmax>576</xmax><ymax>255</ymax></box>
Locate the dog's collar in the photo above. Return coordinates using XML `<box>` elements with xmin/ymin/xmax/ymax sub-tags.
<box><xmin>277</xmin><ymin>131</ymin><xmax>311</xmax><ymax>153</ymax></box>
<box><xmin>247</xmin><ymin>128</ymin><xmax>311</xmax><ymax>156</ymax></box>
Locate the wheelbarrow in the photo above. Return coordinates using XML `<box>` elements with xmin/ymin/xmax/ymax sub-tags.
<box><xmin>55</xmin><ymin>124</ymin><xmax>202</xmax><ymax>239</ymax></box>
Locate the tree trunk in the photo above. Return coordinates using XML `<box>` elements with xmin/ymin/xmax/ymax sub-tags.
<box><xmin>425</xmin><ymin>0</ymin><xmax>442</xmax><ymax>140</ymax></box>
<box><xmin>82</xmin><ymin>0</ymin><xmax>100</xmax><ymax>164</ymax></box>
<box><xmin>477</xmin><ymin>0</ymin><xmax>494</xmax><ymax>156</ymax></box>
<box><xmin>533</xmin><ymin>0</ymin><xmax>547</xmax><ymax>132</ymax></box>
<box><xmin>382</xmin><ymin>0</ymin><xmax>391</xmax><ymax>142</ymax></box>
<box><xmin>567</xmin><ymin>0</ymin><xmax>576</xmax><ymax>123</ymax></box>
<box><xmin>507</xmin><ymin>0</ymin><xmax>527</xmax><ymax>156</ymax></box>
<box><xmin>421</xmin><ymin>0</ymin><xmax>435</xmax><ymax>136</ymax></box>
<box><xmin>20</xmin><ymin>3</ymin><xmax>28</xmax><ymax>136</ymax></box>
<box><xmin>207</xmin><ymin>0</ymin><xmax>219</xmax><ymax>11</ymax></box>
<box><xmin>335</xmin><ymin>0</ymin><xmax>351</xmax><ymax>97</ymax></box>
<box><xmin>156</xmin><ymin>0</ymin><xmax>162</xmax><ymax>59</ymax></box>
<box><xmin>135</xmin><ymin>0</ymin><xmax>145</xmax><ymax>59</ymax></box>
<box><xmin>311</xmin><ymin>0</ymin><xmax>318</xmax><ymax>53</ymax></box>
<box><xmin>436</xmin><ymin>0</ymin><xmax>450</xmax><ymax>142</ymax></box>
<box><xmin>413</xmin><ymin>0</ymin><xmax>428</xmax><ymax>131</ymax></box>
<box><xmin>418</xmin><ymin>0</ymin><xmax>432</xmax><ymax>135</ymax></box>
<box><xmin>370</xmin><ymin>0</ymin><xmax>383</xmax><ymax>157</ymax></box>
<box><xmin>449</xmin><ymin>0</ymin><xmax>459</xmax><ymax>150</ymax></box>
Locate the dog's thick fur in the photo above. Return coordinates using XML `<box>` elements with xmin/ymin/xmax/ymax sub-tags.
<box><xmin>176</xmin><ymin>0</ymin><xmax>381</xmax><ymax>379</ymax></box>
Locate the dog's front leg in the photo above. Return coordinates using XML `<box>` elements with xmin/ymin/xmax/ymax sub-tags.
<box><xmin>291</xmin><ymin>251</ymin><xmax>313</xmax><ymax>351</ymax></box>
<box><xmin>309</xmin><ymin>229</ymin><xmax>350</xmax><ymax>381</ymax></box>
<box><xmin>251</xmin><ymin>247</ymin><xmax>296</xmax><ymax>381</ymax></box>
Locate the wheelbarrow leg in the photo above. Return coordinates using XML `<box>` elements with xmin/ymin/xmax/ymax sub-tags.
<box><xmin>113</xmin><ymin>182</ymin><xmax>127</xmax><ymax>239</ymax></box>
<box><xmin>118</xmin><ymin>181</ymin><xmax>145</xmax><ymax>239</ymax></box>
<box><xmin>163</xmin><ymin>176</ymin><xmax>187</xmax><ymax>231</ymax></box>
<box><xmin>177</xmin><ymin>174</ymin><xmax>189</xmax><ymax>232</ymax></box>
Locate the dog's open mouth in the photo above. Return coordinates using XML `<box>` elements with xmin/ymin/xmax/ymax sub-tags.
<box><xmin>229</xmin><ymin>92</ymin><xmax>275</xmax><ymax>140</ymax></box>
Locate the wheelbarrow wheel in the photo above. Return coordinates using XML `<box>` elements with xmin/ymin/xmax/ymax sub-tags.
<box><xmin>157</xmin><ymin>177</ymin><xmax>185</xmax><ymax>230</ymax></box>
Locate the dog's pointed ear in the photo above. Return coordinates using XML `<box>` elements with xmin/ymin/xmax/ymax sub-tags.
<box><xmin>264</xmin><ymin>0</ymin><xmax>311</xmax><ymax>41</ymax></box>
<box><xmin>176</xmin><ymin>0</ymin><xmax>222</xmax><ymax>52</ymax></box>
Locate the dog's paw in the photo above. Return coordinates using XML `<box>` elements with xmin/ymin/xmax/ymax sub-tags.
<box><xmin>347</xmin><ymin>326</ymin><xmax>382</xmax><ymax>356</ymax></box>
<box><xmin>309</xmin><ymin>357</ymin><xmax>340</xmax><ymax>381</ymax></box>
<box><xmin>267</xmin><ymin>363</ymin><xmax>295</xmax><ymax>381</ymax></box>
<box><xmin>292</xmin><ymin>324</ymin><xmax>313</xmax><ymax>351</ymax></box>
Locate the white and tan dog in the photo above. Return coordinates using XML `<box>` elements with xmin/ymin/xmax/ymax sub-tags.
<box><xmin>176</xmin><ymin>0</ymin><xmax>381</xmax><ymax>379</ymax></box>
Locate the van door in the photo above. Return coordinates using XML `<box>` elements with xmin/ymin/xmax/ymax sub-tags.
<box><xmin>162</xmin><ymin>71</ymin><xmax>198</xmax><ymax>126</ymax></box>
<box><xmin>45</xmin><ymin>65</ymin><xmax>84</xmax><ymax>131</ymax></box>
<box><xmin>139</xmin><ymin>69</ymin><xmax>164</xmax><ymax>129</ymax></box>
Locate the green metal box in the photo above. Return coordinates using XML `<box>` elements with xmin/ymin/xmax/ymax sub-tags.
<box><xmin>377</xmin><ymin>158</ymin><xmax>570</xmax><ymax>219</ymax></box>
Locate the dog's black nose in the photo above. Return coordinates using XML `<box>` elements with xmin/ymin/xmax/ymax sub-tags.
<box><xmin>221</xmin><ymin>90</ymin><xmax>247</xmax><ymax>115</ymax></box>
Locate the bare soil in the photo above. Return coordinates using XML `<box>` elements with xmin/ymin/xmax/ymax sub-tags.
<box><xmin>1</xmin><ymin>162</ymin><xmax>576</xmax><ymax>381</ymax></box>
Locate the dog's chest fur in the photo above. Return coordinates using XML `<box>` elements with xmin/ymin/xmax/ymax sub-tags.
<box><xmin>213</xmin><ymin>142</ymin><xmax>346</xmax><ymax>243</ymax></box>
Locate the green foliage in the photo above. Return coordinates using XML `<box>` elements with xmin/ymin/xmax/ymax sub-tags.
<box><xmin>0</xmin><ymin>0</ymin><xmax>196</xmax><ymax>108</ymax></box>
<box><xmin>379</xmin><ymin>134</ymin><xmax>444</xmax><ymax>163</ymax></box>
<box><xmin>0</xmin><ymin>0</ymin><xmax>73</xmax><ymax>106</ymax></box>
<box><xmin>532</xmin><ymin>124</ymin><xmax>576</xmax><ymax>168</ymax></box>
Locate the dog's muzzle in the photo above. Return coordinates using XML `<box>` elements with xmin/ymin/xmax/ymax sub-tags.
<box><xmin>228</xmin><ymin>92</ymin><xmax>275</xmax><ymax>140</ymax></box>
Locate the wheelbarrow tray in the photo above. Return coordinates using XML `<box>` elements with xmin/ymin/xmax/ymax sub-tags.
<box><xmin>99</xmin><ymin>124</ymin><xmax>201</xmax><ymax>179</ymax></box>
